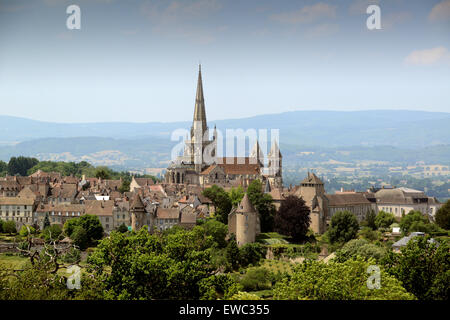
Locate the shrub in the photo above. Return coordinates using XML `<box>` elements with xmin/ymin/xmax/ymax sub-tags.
<box><xmin>375</xmin><ymin>211</ymin><xmax>395</xmax><ymax>229</ymax></box>
<box><xmin>19</xmin><ymin>225</ymin><xmax>36</xmax><ymax>237</ymax></box>
<box><xmin>326</xmin><ymin>211</ymin><xmax>359</xmax><ymax>244</ymax></box>
<box><xmin>240</xmin><ymin>267</ymin><xmax>272</xmax><ymax>291</ymax></box>
<box><xmin>239</xmin><ymin>243</ymin><xmax>266</xmax><ymax>267</ymax></box>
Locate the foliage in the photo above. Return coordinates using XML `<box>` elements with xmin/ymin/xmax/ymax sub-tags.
<box><xmin>326</xmin><ymin>211</ymin><xmax>359</xmax><ymax>244</ymax></box>
<box><xmin>273</xmin><ymin>258</ymin><xmax>415</xmax><ymax>300</ymax></box>
<box><xmin>86</xmin><ymin>227</ymin><xmax>216</xmax><ymax>299</ymax></box>
<box><xmin>61</xmin><ymin>247</ymin><xmax>81</xmax><ymax>264</ymax></box>
<box><xmin>3</xmin><ymin>220</ymin><xmax>17</xmax><ymax>234</ymax></box>
<box><xmin>198</xmin><ymin>274</ymin><xmax>243</xmax><ymax>300</ymax></box>
<box><xmin>382</xmin><ymin>236</ymin><xmax>449</xmax><ymax>300</ymax></box>
<box><xmin>274</xmin><ymin>195</ymin><xmax>311</xmax><ymax>242</ymax></box>
<box><xmin>239</xmin><ymin>243</ymin><xmax>266</xmax><ymax>267</ymax></box>
<box><xmin>239</xmin><ymin>267</ymin><xmax>272</xmax><ymax>291</ymax></box>
<box><xmin>94</xmin><ymin>167</ymin><xmax>112</xmax><ymax>180</ymax></box>
<box><xmin>19</xmin><ymin>225</ymin><xmax>36</xmax><ymax>237</ymax></box>
<box><xmin>28</xmin><ymin>160</ymin><xmax>93</xmax><ymax>177</ymax></box>
<box><xmin>203</xmin><ymin>185</ymin><xmax>232</xmax><ymax>224</ymax></box>
<box><xmin>228</xmin><ymin>186</ymin><xmax>244</xmax><ymax>207</ymax></box>
<box><xmin>229</xmin><ymin>291</ymin><xmax>262</xmax><ymax>300</ymax></box>
<box><xmin>225</xmin><ymin>237</ymin><xmax>241</xmax><ymax>271</ymax></box>
<box><xmin>362</xmin><ymin>210</ymin><xmax>377</xmax><ymax>230</ymax></box>
<box><xmin>64</xmin><ymin>215</ymin><xmax>104</xmax><ymax>249</ymax></box>
<box><xmin>42</xmin><ymin>224</ymin><xmax>63</xmax><ymax>241</ymax></box>
<box><xmin>435</xmin><ymin>200</ymin><xmax>450</xmax><ymax>230</ymax></box>
<box><xmin>0</xmin><ymin>219</ymin><xmax>3</xmax><ymax>233</ymax></box>
<box><xmin>200</xmin><ymin>219</ymin><xmax>228</xmax><ymax>248</ymax></box>
<box><xmin>43</xmin><ymin>213</ymin><xmax>51</xmax><ymax>229</ymax></box>
<box><xmin>375</xmin><ymin>210</ymin><xmax>395</xmax><ymax>229</ymax></box>
<box><xmin>117</xmin><ymin>223</ymin><xmax>128</xmax><ymax>233</ymax></box>
<box><xmin>359</xmin><ymin>226</ymin><xmax>381</xmax><ymax>241</ymax></box>
<box><xmin>400</xmin><ymin>210</ymin><xmax>429</xmax><ymax>234</ymax></box>
<box><xmin>7</xmin><ymin>156</ymin><xmax>39</xmax><ymax>176</ymax></box>
<box><xmin>335</xmin><ymin>239</ymin><xmax>387</xmax><ymax>263</ymax></box>
<box><xmin>118</xmin><ymin>179</ymin><xmax>130</xmax><ymax>193</ymax></box>
<box><xmin>247</xmin><ymin>180</ymin><xmax>276</xmax><ymax>232</ymax></box>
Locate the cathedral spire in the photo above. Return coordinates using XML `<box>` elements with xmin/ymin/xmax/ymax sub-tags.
<box><xmin>193</xmin><ymin>64</ymin><xmax>207</xmax><ymax>133</ymax></box>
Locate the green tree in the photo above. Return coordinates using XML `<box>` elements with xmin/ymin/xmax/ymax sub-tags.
<box><xmin>203</xmin><ymin>185</ymin><xmax>232</xmax><ymax>224</ymax></box>
<box><xmin>239</xmin><ymin>243</ymin><xmax>266</xmax><ymax>267</ymax></box>
<box><xmin>363</xmin><ymin>210</ymin><xmax>377</xmax><ymax>230</ymax></box>
<box><xmin>228</xmin><ymin>186</ymin><xmax>244</xmax><ymax>206</ymax></box>
<box><xmin>94</xmin><ymin>167</ymin><xmax>112</xmax><ymax>180</ymax></box>
<box><xmin>19</xmin><ymin>225</ymin><xmax>36</xmax><ymax>237</ymax></box>
<box><xmin>400</xmin><ymin>210</ymin><xmax>428</xmax><ymax>234</ymax></box>
<box><xmin>240</xmin><ymin>267</ymin><xmax>272</xmax><ymax>291</ymax></box>
<box><xmin>3</xmin><ymin>220</ymin><xmax>17</xmax><ymax>234</ymax></box>
<box><xmin>273</xmin><ymin>258</ymin><xmax>415</xmax><ymax>300</ymax></box>
<box><xmin>0</xmin><ymin>160</ymin><xmax>7</xmax><ymax>175</ymax></box>
<box><xmin>435</xmin><ymin>200</ymin><xmax>450</xmax><ymax>230</ymax></box>
<box><xmin>43</xmin><ymin>213</ymin><xmax>51</xmax><ymax>229</ymax></box>
<box><xmin>86</xmin><ymin>227</ymin><xmax>215</xmax><ymax>299</ymax></box>
<box><xmin>382</xmin><ymin>236</ymin><xmax>449</xmax><ymax>300</ymax></box>
<box><xmin>7</xmin><ymin>156</ymin><xmax>39</xmax><ymax>176</ymax></box>
<box><xmin>117</xmin><ymin>223</ymin><xmax>128</xmax><ymax>233</ymax></box>
<box><xmin>0</xmin><ymin>219</ymin><xmax>4</xmax><ymax>233</ymax></box>
<box><xmin>247</xmin><ymin>180</ymin><xmax>276</xmax><ymax>232</ymax></box>
<box><xmin>71</xmin><ymin>226</ymin><xmax>89</xmax><ymax>250</ymax></box>
<box><xmin>274</xmin><ymin>195</ymin><xmax>311</xmax><ymax>242</ymax></box>
<box><xmin>65</xmin><ymin>215</ymin><xmax>104</xmax><ymax>248</ymax></box>
<box><xmin>42</xmin><ymin>224</ymin><xmax>63</xmax><ymax>241</ymax></box>
<box><xmin>118</xmin><ymin>179</ymin><xmax>130</xmax><ymax>193</ymax></box>
<box><xmin>200</xmin><ymin>219</ymin><xmax>228</xmax><ymax>248</ymax></box>
<box><xmin>198</xmin><ymin>274</ymin><xmax>242</xmax><ymax>300</ymax></box>
<box><xmin>225</xmin><ymin>237</ymin><xmax>241</xmax><ymax>271</ymax></box>
<box><xmin>326</xmin><ymin>211</ymin><xmax>359</xmax><ymax>244</ymax></box>
<box><xmin>375</xmin><ymin>210</ymin><xmax>395</xmax><ymax>229</ymax></box>
<box><xmin>335</xmin><ymin>239</ymin><xmax>387</xmax><ymax>263</ymax></box>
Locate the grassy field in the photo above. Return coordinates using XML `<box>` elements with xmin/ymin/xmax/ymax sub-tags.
<box><xmin>0</xmin><ymin>253</ymin><xmax>30</xmax><ymax>271</ymax></box>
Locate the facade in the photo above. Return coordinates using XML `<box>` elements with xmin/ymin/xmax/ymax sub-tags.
<box><xmin>373</xmin><ymin>187</ymin><xmax>442</xmax><ymax>219</ymax></box>
<box><xmin>35</xmin><ymin>203</ymin><xmax>85</xmax><ymax>229</ymax></box>
<box><xmin>326</xmin><ymin>193</ymin><xmax>373</xmax><ymax>222</ymax></box>
<box><xmin>165</xmin><ymin>65</ymin><xmax>282</xmax><ymax>189</ymax></box>
<box><xmin>0</xmin><ymin>196</ymin><xmax>36</xmax><ymax>230</ymax></box>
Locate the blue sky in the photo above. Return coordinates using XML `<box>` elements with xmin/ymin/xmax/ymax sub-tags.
<box><xmin>0</xmin><ymin>0</ymin><xmax>449</xmax><ymax>123</ymax></box>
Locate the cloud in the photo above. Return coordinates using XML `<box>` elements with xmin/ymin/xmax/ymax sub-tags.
<box><xmin>348</xmin><ymin>0</ymin><xmax>380</xmax><ymax>15</ymax></box>
<box><xmin>429</xmin><ymin>0</ymin><xmax>450</xmax><ymax>21</ymax></box>
<box><xmin>382</xmin><ymin>11</ymin><xmax>412</xmax><ymax>30</ymax></box>
<box><xmin>305</xmin><ymin>23</ymin><xmax>339</xmax><ymax>38</ymax></box>
<box><xmin>404</xmin><ymin>47</ymin><xmax>450</xmax><ymax>66</ymax></box>
<box><xmin>270</xmin><ymin>2</ymin><xmax>337</xmax><ymax>24</ymax></box>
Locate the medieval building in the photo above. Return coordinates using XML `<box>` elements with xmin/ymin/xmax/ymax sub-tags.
<box><xmin>165</xmin><ymin>65</ymin><xmax>282</xmax><ymax>189</ymax></box>
<box><xmin>228</xmin><ymin>193</ymin><xmax>261</xmax><ymax>247</ymax></box>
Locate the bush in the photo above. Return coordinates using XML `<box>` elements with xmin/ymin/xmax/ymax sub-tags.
<box><xmin>240</xmin><ymin>267</ymin><xmax>272</xmax><ymax>291</ymax></box>
<box><xmin>239</xmin><ymin>243</ymin><xmax>266</xmax><ymax>267</ymax></box>
<box><xmin>19</xmin><ymin>225</ymin><xmax>36</xmax><ymax>237</ymax></box>
<box><xmin>198</xmin><ymin>274</ymin><xmax>242</xmax><ymax>300</ymax></box>
<box><xmin>61</xmin><ymin>247</ymin><xmax>81</xmax><ymax>264</ymax></box>
<box><xmin>3</xmin><ymin>220</ymin><xmax>17</xmax><ymax>234</ymax></box>
<box><xmin>42</xmin><ymin>224</ymin><xmax>63</xmax><ymax>241</ymax></box>
<box><xmin>326</xmin><ymin>211</ymin><xmax>359</xmax><ymax>244</ymax></box>
<box><xmin>400</xmin><ymin>210</ymin><xmax>429</xmax><ymax>234</ymax></box>
<box><xmin>71</xmin><ymin>226</ymin><xmax>89</xmax><ymax>250</ymax></box>
<box><xmin>117</xmin><ymin>223</ymin><xmax>128</xmax><ymax>233</ymax></box>
<box><xmin>375</xmin><ymin>211</ymin><xmax>395</xmax><ymax>229</ymax></box>
<box><xmin>335</xmin><ymin>239</ymin><xmax>387</xmax><ymax>263</ymax></box>
<box><xmin>359</xmin><ymin>227</ymin><xmax>381</xmax><ymax>241</ymax></box>
<box><xmin>435</xmin><ymin>200</ymin><xmax>450</xmax><ymax>230</ymax></box>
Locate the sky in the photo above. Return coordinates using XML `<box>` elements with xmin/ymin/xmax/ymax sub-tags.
<box><xmin>0</xmin><ymin>0</ymin><xmax>449</xmax><ymax>123</ymax></box>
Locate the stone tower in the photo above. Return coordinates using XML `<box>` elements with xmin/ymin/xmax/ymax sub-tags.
<box><xmin>228</xmin><ymin>193</ymin><xmax>261</xmax><ymax>247</ymax></box>
<box><xmin>267</xmin><ymin>141</ymin><xmax>283</xmax><ymax>188</ymax></box>
<box><xmin>130</xmin><ymin>193</ymin><xmax>147</xmax><ymax>231</ymax></box>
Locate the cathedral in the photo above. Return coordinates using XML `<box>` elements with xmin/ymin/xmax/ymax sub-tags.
<box><xmin>165</xmin><ymin>65</ymin><xmax>283</xmax><ymax>189</ymax></box>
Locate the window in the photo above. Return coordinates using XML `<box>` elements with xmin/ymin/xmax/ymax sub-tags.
<box><xmin>106</xmin><ymin>224</ymin><xmax>109</xmax><ymax>229</ymax></box>
<box><xmin>106</xmin><ymin>217</ymin><xmax>109</xmax><ymax>222</ymax></box>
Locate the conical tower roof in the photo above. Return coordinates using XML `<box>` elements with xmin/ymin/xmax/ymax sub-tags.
<box><xmin>131</xmin><ymin>193</ymin><xmax>145</xmax><ymax>210</ymax></box>
<box><xmin>236</xmin><ymin>193</ymin><xmax>256</xmax><ymax>213</ymax></box>
<box><xmin>193</xmin><ymin>64</ymin><xmax>207</xmax><ymax>132</ymax></box>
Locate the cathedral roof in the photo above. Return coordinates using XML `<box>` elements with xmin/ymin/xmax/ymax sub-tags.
<box><xmin>192</xmin><ymin>64</ymin><xmax>207</xmax><ymax>131</ymax></box>
<box><xmin>216</xmin><ymin>157</ymin><xmax>261</xmax><ymax>175</ymax></box>
<box><xmin>301</xmin><ymin>172</ymin><xmax>323</xmax><ymax>185</ymax></box>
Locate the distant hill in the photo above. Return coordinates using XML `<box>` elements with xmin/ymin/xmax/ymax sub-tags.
<box><xmin>1</xmin><ymin>110</ymin><xmax>449</xmax><ymax>148</ymax></box>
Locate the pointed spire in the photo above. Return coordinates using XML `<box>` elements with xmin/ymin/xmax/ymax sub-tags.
<box><xmin>193</xmin><ymin>64</ymin><xmax>207</xmax><ymax>131</ymax></box>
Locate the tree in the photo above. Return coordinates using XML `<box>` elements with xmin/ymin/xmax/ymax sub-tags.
<box><xmin>42</xmin><ymin>224</ymin><xmax>63</xmax><ymax>241</ymax></box>
<box><xmin>375</xmin><ymin>210</ymin><xmax>395</xmax><ymax>229</ymax></box>
<box><xmin>94</xmin><ymin>167</ymin><xmax>112</xmax><ymax>180</ymax></box>
<box><xmin>273</xmin><ymin>258</ymin><xmax>415</xmax><ymax>300</ymax></box>
<box><xmin>198</xmin><ymin>274</ymin><xmax>242</xmax><ymax>300</ymax></box>
<box><xmin>64</xmin><ymin>215</ymin><xmax>104</xmax><ymax>248</ymax></box>
<box><xmin>202</xmin><ymin>185</ymin><xmax>232</xmax><ymax>224</ymax></box>
<box><xmin>247</xmin><ymin>180</ymin><xmax>276</xmax><ymax>232</ymax></box>
<box><xmin>400</xmin><ymin>210</ymin><xmax>428</xmax><ymax>234</ymax></box>
<box><xmin>239</xmin><ymin>243</ymin><xmax>266</xmax><ymax>267</ymax></box>
<box><xmin>117</xmin><ymin>223</ymin><xmax>128</xmax><ymax>233</ymax></box>
<box><xmin>335</xmin><ymin>239</ymin><xmax>387</xmax><ymax>263</ymax></box>
<box><xmin>3</xmin><ymin>220</ymin><xmax>17</xmax><ymax>234</ymax></box>
<box><xmin>274</xmin><ymin>195</ymin><xmax>310</xmax><ymax>242</ymax></box>
<box><xmin>435</xmin><ymin>200</ymin><xmax>450</xmax><ymax>230</ymax></box>
<box><xmin>326</xmin><ymin>211</ymin><xmax>359</xmax><ymax>244</ymax></box>
<box><xmin>240</xmin><ymin>267</ymin><xmax>272</xmax><ymax>291</ymax></box>
<box><xmin>363</xmin><ymin>210</ymin><xmax>377</xmax><ymax>230</ymax></box>
<box><xmin>0</xmin><ymin>219</ymin><xmax>3</xmax><ymax>233</ymax></box>
<box><xmin>200</xmin><ymin>219</ymin><xmax>228</xmax><ymax>248</ymax></box>
<box><xmin>118</xmin><ymin>179</ymin><xmax>130</xmax><ymax>193</ymax></box>
<box><xmin>7</xmin><ymin>156</ymin><xmax>39</xmax><ymax>176</ymax></box>
<box><xmin>382</xmin><ymin>236</ymin><xmax>449</xmax><ymax>300</ymax></box>
<box><xmin>86</xmin><ymin>227</ymin><xmax>216</xmax><ymax>299</ymax></box>
<box><xmin>43</xmin><ymin>213</ymin><xmax>51</xmax><ymax>230</ymax></box>
<box><xmin>228</xmin><ymin>186</ymin><xmax>244</xmax><ymax>207</ymax></box>
<box><xmin>19</xmin><ymin>225</ymin><xmax>36</xmax><ymax>237</ymax></box>
<box><xmin>225</xmin><ymin>237</ymin><xmax>241</xmax><ymax>271</ymax></box>
<box><xmin>71</xmin><ymin>226</ymin><xmax>89</xmax><ymax>250</ymax></box>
